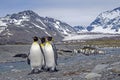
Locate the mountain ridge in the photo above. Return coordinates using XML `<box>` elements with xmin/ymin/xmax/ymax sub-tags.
<box><xmin>0</xmin><ymin>10</ymin><xmax>76</xmax><ymax>44</ymax></box>
<box><xmin>87</xmin><ymin>7</ymin><xmax>120</xmax><ymax>34</ymax></box>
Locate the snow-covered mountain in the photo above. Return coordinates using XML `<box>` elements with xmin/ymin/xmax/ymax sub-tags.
<box><xmin>0</xmin><ymin>10</ymin><xmax>76</xmax><ymax>44</ymax></box>
<box><xmin>87</xmin><ymin>7</ymin><xmax>120</xmax><ymax>34</ymax></box>
<box><xmin>73</xmin><ymin>26</ymin><xmax>88</xmax><ymax>33</ymax></box>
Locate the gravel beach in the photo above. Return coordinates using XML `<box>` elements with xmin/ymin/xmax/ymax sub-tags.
<box><xmin>0</xmin><ymin>45</ymin><xmax>120</xmax><ymax>80</ymax></box>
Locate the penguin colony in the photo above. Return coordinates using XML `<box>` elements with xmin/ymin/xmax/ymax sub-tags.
<box><xmin>27</xmin><ymin>36</ymin><xmax>58</xmax><ymax>74</ymax></box>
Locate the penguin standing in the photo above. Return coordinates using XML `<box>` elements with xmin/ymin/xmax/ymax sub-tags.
<box><xmin>27</xmin><ymin>36</ymin><xmax>44</xmax><ymax>74</ymax></box>
<box><xmin>39</xmin><ymin>37</ymin><xmax>46</xmax><ymax>69</ymax></box>
<box><xmin>44</xmin><ymin>36</ymin><xmax>58</xmax><ymax>72</ymax></box>
<box><xmin>47</xmin><ymin>36</ymin><xmax>58</xmax><ymax>65</ymax></box>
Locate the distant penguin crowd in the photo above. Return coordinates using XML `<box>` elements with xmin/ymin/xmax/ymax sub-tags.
<box><xmin>27</xmin><ymin>36</ymin><xmax>58</xmax><ymax>74</ymax></box>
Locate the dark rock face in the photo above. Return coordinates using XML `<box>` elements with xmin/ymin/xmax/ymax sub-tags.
<box><xmin>73</xmin><ymin>26</ymin><xmax>86</xmax><ymax>32</ymax></box>
<box><xmin>13</xmin><ymin>54</ymin><xmax>28</xmax><ymax>58</ymax></box>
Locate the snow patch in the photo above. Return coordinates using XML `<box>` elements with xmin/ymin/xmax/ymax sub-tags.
<box><xmin>0</xmin><ymin>20</ymin><xmax>7</xmax><ymax>26</ymax></box>
<box><xmin>32</xmin><ymin>23</ymin><xmax>45</xmax><ymax>30</ymax></box>
<box><xmin>0</xmin><ymin>26</ymin><xmax>6</xmax><ymax>33</ymax></box>
<box><xmin>36</xmin><ymin>18</ymin><xmax>47</xmax><ymax>28</ymax></box>
<box><xmin>54</xmin><ymin>23</ymin><xmax>59</xmax><ymax>29</ymax></box>
<box><xmin>25</xmin><ymin>30</ymin><xmax>30</xmax><ymax>33</ymax></box>
<box><xmin>15</xmin><ymin>19</ymin><xmax>23</xmax><ymax>25</ymax></box>
<box><xmin>63</xmin><ymin>29</ymin><xmax>69</xmax><ymax>35</ymax></box>
<box><xmin>22</xmin><ymin>16</ymin><xmax>29</xmax><ymax>19</ymax></box>
<box><xmin>9</xmin><ymin>17</ymin><xmax>29</xmax><ymax>25</ymax></box>
<box><xmin>45</xmin><ymin>31</ymin><xmax>51</xmax><ymax>36</ymax></box>
<box><xmin>56</xmin><ymin>21</ymin><xmax>60</xmax><ymax>25</ymax></box>
<box><xmin>101</xmin><ymin>10</ymin><xmax>120</xmax><ymax>19</ymax></box>
<box><xmin>91</xmin><ymin>26</ymin><xmax>120</xmax><ymax>34</ymax></box>
<box><xmin>54</xmin><ymin>21</ymin><xmax>61</xmax><ymax>29</ymax></box>
<box><xmin>7</xmin><ymin>32</ymin><xmax>13</xmax><ymax>36</ymax></box>
<box><xmin>3</xmin><ymin>29</ymin><xmax>13</xmax><ymax>36</ymax></box>
<box><xmin>63</xmin><ymin>34</ymin><xmax>119</xmax><ymax>41</ymax></box>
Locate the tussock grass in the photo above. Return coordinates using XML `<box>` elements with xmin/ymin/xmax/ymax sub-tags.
<box><xmin>63</xmin><ymin>39</ymin><xmax>120</xmax><ymax>47</ymax></box>
<box><xmin>85</xmin><ymin>39</ymin><xmax>120</xmax><ymax>47</ymax></box>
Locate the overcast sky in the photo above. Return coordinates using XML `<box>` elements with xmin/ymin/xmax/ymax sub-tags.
<box><xmin>0</xmin><ymin>0</ymin><xmax>120</xmax><ymax>26</ymax></box>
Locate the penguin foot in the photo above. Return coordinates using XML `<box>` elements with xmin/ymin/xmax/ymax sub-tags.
<box><xmin>28</xmin><ymin>70</ymin><xmax>35</xmax><ymax>75</ymax></box>
<box><xmin>43</xmin><ymin>68</ymin><xmax>49</xmax><ymax>72</ymax></box>
<box><xmin>28</xmin><ymin>72</ymin><xmax>34</xmax><ymax>75</ymax></box>
<box><xmin>54</xmin><ymin>68</ymin><xmax>59</xmax><ymax>72</ymax></box>
<box><xmin>41</xmin><ymin>66</ymin><xmax>45</xmax><ymax>71</ymax></box>
<box><xmin>34</xmin><ymin>71</ymin><xmax>41</xmax><ymax>74</ymax></box>
<box><xmin>49</xmin><ymin>68</ymin><xmax>59</xmax><ymax>72</ymax></box>
<box><xmin>28</xmin><ymin>69</ymin><xmax>42</xmax><ymax>75</ymax></box>
<box><xmin>37</xmin><ymin>70</ymin><xmax>42</xmax><ymax>73</ymax></box>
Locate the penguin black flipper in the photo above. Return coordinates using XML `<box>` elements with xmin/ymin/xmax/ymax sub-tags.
<box><xmin>40</xmin><ymin>44</ymin><xmax>46</xmax><ymax>68</ymax></box>
<box><xmin>27</xmin><ymin>58</ymin><xmax>30</xmax><ymax>65</ymax></box>
<box><xmin>52</xmin><ymin>43</ymin><xmax>58</xmax><ymax>65</ymax></box>
<box><xmin>27</xmin><ymin>52</ymin><xmax>30</xmax><ymax>65</ymax></box>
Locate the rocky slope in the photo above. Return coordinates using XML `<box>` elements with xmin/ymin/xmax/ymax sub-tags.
<box><xmin>73</xmin><ymin>26</ymin><xmax>87</xmax><ymax>33</ymax></box>
<box><xmin>0</xmin><ymin>10</ymin><xmax>76</xmax><ymax>44</ymax></box>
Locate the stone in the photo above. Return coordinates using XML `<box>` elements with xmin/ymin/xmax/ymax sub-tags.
<box><xmin>85</xmin><ymin>72</ymin><xmax>101</xmax><ymax>79</ymax></box>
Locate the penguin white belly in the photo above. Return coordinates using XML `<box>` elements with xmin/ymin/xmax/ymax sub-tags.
<box><xmin>44</xmin><ymin>44</ymin><xmax>55</xmax><ymax>67</ymax></box>
<box><xmin>29</xmin><ymin>43</ymin><xmax>43</xmax><ymax>68</ymax></box>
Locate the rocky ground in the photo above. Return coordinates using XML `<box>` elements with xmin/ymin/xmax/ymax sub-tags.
<box><xmin>0</xmin><ymin>44</ymin><xmax>120</xmax><ymax>80</ymax></box>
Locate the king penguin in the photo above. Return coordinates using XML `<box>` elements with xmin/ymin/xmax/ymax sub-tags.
<box><xmin>39</xmin><ymin>37</ymin><xmax>46</xmax><ymax>69</ymax></box>
<box><xmin>27</xmin><ymin>36</ymin><xmax>44</xmax><ymax>74</ymax></box>
<box><xmin>44</xmin><ymin>36</ymin><xmax>58</xmax><ymax>72</ymax></box>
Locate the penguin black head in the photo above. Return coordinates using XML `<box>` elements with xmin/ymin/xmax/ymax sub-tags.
<box><xmin>47</xmin><ymin>36</ymin><xmax>53</xmax><ymax>41</ymax></box>
<box><xmin>33</xmin><ymin>36</ymin><xmax>38</xmax><ymax>41</ymax></box>
<box><xmin>40</xmin><ymin>37</ymin><xmax>46</xmax><ymax>43</ymax></box>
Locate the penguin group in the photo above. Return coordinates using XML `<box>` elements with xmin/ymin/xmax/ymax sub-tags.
<box><xmin>27</xmin><ymin>36</ymin><xmax>58</xmax><ymax>74</ymax></box>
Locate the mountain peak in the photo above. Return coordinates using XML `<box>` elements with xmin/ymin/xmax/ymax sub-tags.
<box><xmin>18</xmin><ymin>10</ymin><xmax>37</xmax><ymax>16</ymax></box>
<box><xmin>87</xmin><ymin>7</ymin><xmax>120</xmax><ymax>34</ymax></box>
<box><xmin>113</xmin><ymin>7</ymin><xmax>120</xmax><ymax>11</ymax></box>
<box><xmin>10</xmin><ymin>10</ymin><xmax>39</xmax><ymax>19</ymax></box>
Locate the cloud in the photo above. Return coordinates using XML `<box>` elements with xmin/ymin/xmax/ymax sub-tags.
<box><xmin>35</xmin><ymin>8</ymin><xmax>104</xmax><ymax>26</ymax></box>
<box><xmin>0</xmin><ymin>0</ymin><xmax>120</xmax><ymax>26</ymax></box>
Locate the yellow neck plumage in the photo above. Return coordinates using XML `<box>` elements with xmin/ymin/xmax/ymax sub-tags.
<box><xmin>33</xmin><ymin>41</ymin><xmax>38</xmax><ymax>45</ymax></box>
<box><xmin>40</xmin><ymin>41</ymin><xmax>52</xmax><ymax>47</ymax></box>
<box><xmin>46</xmin><ymin>41</ymin><xmax>51</xmax><ymax>45</ymax></box>
<box><xmin>40</xmin><ymin>43</ymin><xmax>45</xmax><ymax>47</ymax></box>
